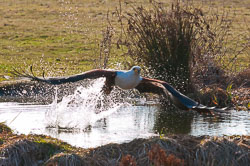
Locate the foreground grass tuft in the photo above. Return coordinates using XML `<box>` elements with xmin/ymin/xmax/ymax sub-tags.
<box><xmin>1</xmin><ymin>124</ymin><xmax>249</xmax><ymax>165</ymax></box>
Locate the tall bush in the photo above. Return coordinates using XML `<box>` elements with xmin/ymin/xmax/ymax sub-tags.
<box><xmin>124</xmin><ymin>2</ymin><xmax>217</xmax><ymax>93</ymax></box>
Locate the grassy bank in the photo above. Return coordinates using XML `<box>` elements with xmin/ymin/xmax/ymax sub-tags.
<box><xmin>0</xmin><ymin>0</ymin><xmax>249</xmax><ymax>82</ymax></box>
<box><xmin>0</xmin><ymin>0</ymin><xmax>151</xmax><ymax>81</ymax></box>
<box><xmin>0</xmin><ymin>0</ymin><xmax>115</xmax><ymax>78</ymax></box>
<box><xmin>0</xmin><ymin>123</ymin><xmax>249</xmax><ymax>165</ymax></box>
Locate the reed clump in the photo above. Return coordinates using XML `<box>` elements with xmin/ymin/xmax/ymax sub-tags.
<box><xmin>121</xmin><ymin>1</ymin><xmax>249</xmax><ymax>94</ymax></box>
<box><xmin>123</xmin><ymin>1</ymin><xmax>215</xmax><ymax>93</ymax></box>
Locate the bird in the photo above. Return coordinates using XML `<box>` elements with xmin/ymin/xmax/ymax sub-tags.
<box><xmin>12</xmin><ymin>66</ymin><xmax>227</xmax><ymax>114</ymax></box>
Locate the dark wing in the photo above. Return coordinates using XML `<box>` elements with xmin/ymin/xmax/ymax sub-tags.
<box><xmin>135</xmin><ymin>77</ymin><xmax>227</xmax><ymax>114</ymax></box>
<box><xmin>12</xmin><ymin>66</ymin><xmax>117</xmax><ymax>85</ymax></box>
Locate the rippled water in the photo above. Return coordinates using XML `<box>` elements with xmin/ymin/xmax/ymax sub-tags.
<box><xmin>0</xmin><ymin>102</ymin><xmax>249</xmax><ymax>148</ymax></box>
<box><xmin>0</xmin><ymin>80</ymin><xmax>249</xmax><ymax>148</ymax></box>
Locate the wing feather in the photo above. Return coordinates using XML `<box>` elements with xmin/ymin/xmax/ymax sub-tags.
<box><xmin>12</xmin><ymin>66</ymin><xmax>117</xmax><ymax>85</ymax></box>
<box><xmin>136</xmin><ymin>77</ymin><xmax>227</xmax><ymax>114</ymax></box>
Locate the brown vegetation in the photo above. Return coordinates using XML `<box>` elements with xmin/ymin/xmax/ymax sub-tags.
<box><xmin>0</xmin><ymin>1</ymin><xmax>249</xmax><ymax>165</ymax></box>
<box><xmin>148</xmin><ymin>144</ymin><xmax>184</xmax><ymax>166</ymax></box>
<box><xmin>1</xmin><ymin>123</ymin><xmax>249</xmax><ymax>166</ymax></box>
<box><xmin>116</xmin><ymin>1</ymin><xmax>249</xmax><ymax>95</ymax></box>
<box><xmin>119</xmin><ymin>155</ymin><xmax>137</xmax><ymax>166</ymax></box>
<box><xmin>103</xmin><ymin>0</ymin><xmax>249</xmax><ymax>110</ymax></box>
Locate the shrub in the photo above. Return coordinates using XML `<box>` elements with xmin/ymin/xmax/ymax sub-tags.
<box><xmin>120</xmin><ymin>1</ymin><xmax>248</xmax><ymax>93</ymax></box>
<box><xmin>124</xmin><ymin>1</ymin><xmax>215</xmax><ymax>93</ymax></box>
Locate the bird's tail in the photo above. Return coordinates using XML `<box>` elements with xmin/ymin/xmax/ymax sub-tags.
<box><xmin>192</xmin><ymin>105</ymin><xmax>229</xmax><ymax>115</ymax></box>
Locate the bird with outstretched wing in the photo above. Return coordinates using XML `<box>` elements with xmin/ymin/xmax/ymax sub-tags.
<box><xmin>12</xmin><ymin>66</ymin><xmax>227</xmax><ymax>114</ymax></box>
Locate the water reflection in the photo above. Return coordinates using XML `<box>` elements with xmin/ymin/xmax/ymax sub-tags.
<box><xmin>0</xmin><ymin>102</ymin><xmax>249</xmax><ymax>148</ymax></box>
<box><xmin>44</xmin><ymin>105</ymin><xmax>157</xmax><ymax>147</ymax></box>
<box><xmin>154</xmin><ymin>104</ymin><xmax>194</xmax><ymax>135</ymax></box>
<box><xmin>191</xmin><ymin>110</ymin><xmax>250</xmax><ymax>136</ymax></box>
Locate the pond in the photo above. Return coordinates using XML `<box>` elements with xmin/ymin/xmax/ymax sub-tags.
<box><xmin>0</xmin><ymin>80</ymin><xmax>249</xmax><ymax>148</ymax></box>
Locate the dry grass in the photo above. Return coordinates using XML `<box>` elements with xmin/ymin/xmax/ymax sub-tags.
<box><xmin>148</xmin><ymin>144</ymin><xmax>184</xmax><ymax>166</ymax></box>
<box><xmin>119</xmin><ymin>154</ymin><xmax>137</xmax><ymax>166</ymax></box>
<box><xmin>45</xmin><ymin>153</ymin><xmax>84</xmax><ymax>166</ymax></box>
<box><xmin>113</xmin><ymin>0</ymin><xmax>249</xmax><ymax>94</ymax></box>
<box><xmin>195</xmin><ymin>136</ymin><xmax>250</xmax><ymax>166</ymax></box>
<box><xmin>188</xmin><ymin>0</ymin><xmax>250</xmax><ymax>70</ymax></box>
<box><xmin>0</xmin><ymin>123</ymin><xmax>249</xmax><ymax>166</ymax></box>
<box><xmin>122</xmin><ymin>1</ymin><xmax>219</xmax><ymax>93</ymax></box>
<box><xmin>0</xmin><ymin>139</ymin><xmax>42</xmax><ymax>166</ymax></box>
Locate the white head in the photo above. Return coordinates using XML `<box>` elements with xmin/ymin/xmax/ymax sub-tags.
<box><xmin>115</xmin><ymin>66</ymin><xmax>142</xmax><ymax>89</ymax></box>
<box><xmin>131</xmin><ymin>66</ymin><xmax>141</xmax><ymax>75</ymax></box>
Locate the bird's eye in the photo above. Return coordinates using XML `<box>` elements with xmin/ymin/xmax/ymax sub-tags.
<box><xmin>133</xmin><ymin>68</ymin><xmax>135</xmax><ymax>70</ymax></box>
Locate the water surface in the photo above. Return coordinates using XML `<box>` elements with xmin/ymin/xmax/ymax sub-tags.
<box><xmin>1</xmin><ymin>80</ymin><xmax>249</xmax><ymax>148</ymax></box>
<box><xmin>0</xmin><ymin>102</ymin><xmax>249</xmax><ymax>148</ymax></box>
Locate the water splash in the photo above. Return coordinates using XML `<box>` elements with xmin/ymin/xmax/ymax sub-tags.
<box><xmin>45</xmin><ymin>78</ymin><xmax>130</xmax><ymax>130</ymax></box>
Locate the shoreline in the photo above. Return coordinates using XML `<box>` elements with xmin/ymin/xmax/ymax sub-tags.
<box><xmin>0</xmin><ymin>80</ymin><xmax>249</xmax><ymax>165</ymax></box>
<box><xmin>1</xmin><ymin>79</ymin><xmax>249</xmax><ymax>110</ymax></box>
<box><xmin>0</xmin><ymin>123</ymin><xmax>249</xmax><ymax>166</ymax></box>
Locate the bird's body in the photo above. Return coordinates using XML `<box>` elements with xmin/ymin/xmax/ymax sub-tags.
<box><xmin>115</xmin><ymin>66</ymin><xmax>143</xmax><ymax>90</ymax></box>
<box><xmin>12</xmin><ymin>66</ymin><xmax>227</xmax><ymax>114</ymax></box>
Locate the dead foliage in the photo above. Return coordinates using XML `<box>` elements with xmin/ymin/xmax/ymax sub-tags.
<box><xmin>45</xmin><ymin>153</ymin><xmax>84</xmax><ymax>166</ymax></box>
<box><xmin>231</xmin><ymin>87</ymin><xmax>250</xmax><ymax>110</ymax></box>
<box><xmin>53</xmin><ymin>135</ymin><xmax>249</xmax><ymax>166</ymax></box>
<box><xmin>0</xmin><ymin>130</ymin><xmax>85</xmax><ymax>166</ymax></box>
<box><xmin>0</xmin><ymin>125</ymin><xmax>249</xmax><ymax>166</ymax></box>
<box><xmin>119</xmin><ymin>154</ymin><xmax>137</xmax><ymax>166</ymax></box>
<box><xmin>0</xmin><ymin>139</ymin><xmax>42</xmax><ymax>166</ymax></box>
<box><xmin>232</xmin><ymin>67</ymin><xmax>250</xmax><ymax>88</ymax></box>
<box><xmin>108</xmin><ymin>0</ymin><xmax>249</xmax><ymax>110</ymax></box>
<box><xmin>94</xmin><ymin>16</ymin><xmax>114</xmax><ymax>69</ymax></box>
<box><xmin>199</xmin><ymin>86</ymin><xmax>229</xmax><ymax>107</ymax></box>
<box><xmin>116</xmin><ymin>0</ymin><xmax>249</xmax><ymax>94</ymax></box>
<box><xmin>84</xmin><ymin>137</ymin><xmax>191</xmax><ymax>165</ymax></box>
<box><xmin>191</xmin><ymin>67</ymin><xmax>250</xmax><ymax>109</ymax></box>
<box><xmin>197</xmin><ymin>67</ymin><xmax>250</xmax><ymax>109</ymax></box>
<box><xmin>195</xmin><ymin>136</ymin><xmax>250</xmax><ymax>166</ymax></box>
<box><xmin>148</xmin><ymin>144</ymin><xmax>184</xmax><ymax>166</ymax></box>
<box><xmin>123</xmin><ymin>1</ymin><xmax>214</xmax><ymax>93</ymax></box>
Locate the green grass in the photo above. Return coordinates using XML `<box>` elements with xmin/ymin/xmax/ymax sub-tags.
<box><xmin>0</xmin><ymin>0</ymin><xmax>249</xmax><ymax>81</ymax></box>
<box><xmin>193</xmin><ymin>0</ymin><xmax>250</xmax><ymax>71</ymax></box>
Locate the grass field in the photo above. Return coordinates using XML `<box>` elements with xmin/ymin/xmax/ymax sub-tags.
<box><xmin>0</xmin><ymin>0</ymin><xmax>249</xmax><ymax>81</ymax></box>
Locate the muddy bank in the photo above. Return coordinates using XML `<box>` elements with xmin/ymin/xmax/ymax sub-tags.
<box><xmin>0</xmin><ymin>123</ymin><xmax>249</xmax><ymax>166</ymax></box>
